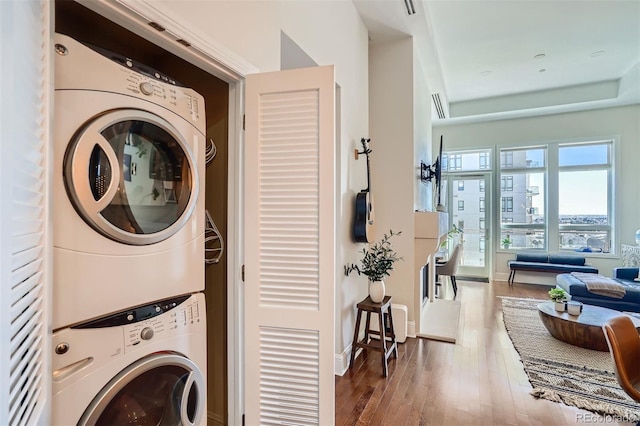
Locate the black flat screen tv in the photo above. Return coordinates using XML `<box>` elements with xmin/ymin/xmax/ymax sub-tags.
<box><xmin>435</xmin><ymin>135</ymin><xmax>444</xmax><ymax>211</ymax></box>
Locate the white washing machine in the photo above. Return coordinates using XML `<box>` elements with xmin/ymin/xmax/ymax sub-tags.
<box><xmin>52</xmin><ymin>33</ymin><xmax>206</xmax><ymax>329</ymax></box>
<box><xmin>52</xmin><ymin>292</ymin><xmax>207</xmax><ymax>426</ymax></box>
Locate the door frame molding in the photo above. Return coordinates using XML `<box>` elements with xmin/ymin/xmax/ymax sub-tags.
<box><xmin>72</xmin><ymin>1</ymin><xmax>253</xmax><ymax>423</ymax></box>
<box><xmin>445</xmin><ymin>172</ymin><xmax>492</xmax><ymax>279</ymax></box>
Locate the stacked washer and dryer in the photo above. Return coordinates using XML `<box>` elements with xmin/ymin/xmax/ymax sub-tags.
<box><xmin>51</xmin><ymin>33</ymin><xmax>208</xmax><ymax>425</ymax></box>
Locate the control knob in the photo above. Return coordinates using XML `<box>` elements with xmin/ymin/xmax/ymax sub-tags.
<box><xmin>140</xmin><ymin>327</ymin><xmax>154</xmax><ymax>341</ymax></box>
<box><xmin>140</xmin><ymin>82</ymin><xmax>154</xmax><ymax>96</ymax></box>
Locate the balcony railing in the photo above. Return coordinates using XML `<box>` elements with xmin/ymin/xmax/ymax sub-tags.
<box><xmin>526</xmin><ymin>186</ymin><xmax>540</xmax><ymax>195</ymax></box>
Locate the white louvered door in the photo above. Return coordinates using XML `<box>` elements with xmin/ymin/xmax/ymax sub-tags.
<box><xmin>0</xmin><ymin>1</ymin><xmax>51</xmax><ymax>425</ymax></box>
<box><xmin>244</xmin><ymin>66</ymin><xmax>335</xmax><ymax>425</ymax></box>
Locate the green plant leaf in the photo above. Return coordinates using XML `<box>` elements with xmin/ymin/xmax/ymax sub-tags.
<box><xmin>345</xmin><ymin>230</ymin><xmax>403</xmax><ymax>282</ymax></box>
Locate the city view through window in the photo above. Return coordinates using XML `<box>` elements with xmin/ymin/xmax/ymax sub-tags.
<box><xmin>442</xmin><ymin>141</ymin><xmax>613</xmax><ymax>263</ymax></box>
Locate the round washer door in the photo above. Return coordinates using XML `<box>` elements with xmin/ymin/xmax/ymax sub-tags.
<box><xmin>64</xmin><ymin>109</ymin><xmax>199</xmax><ymax>245</ymax></box>
<box><xmin>79</xmin><ymin>353</ymin><xmax>205</xmax><ymax>426</ymax></box>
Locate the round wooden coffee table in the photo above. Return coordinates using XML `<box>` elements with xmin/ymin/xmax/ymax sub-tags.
<box><xmin>537</xmin><ymin>301</ymin><xmax>640</xmax><ymax>351</ymax></box>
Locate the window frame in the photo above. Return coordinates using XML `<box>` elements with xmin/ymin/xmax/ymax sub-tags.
<box><xmin>498</xmin><ymin>140</ymin><xmax>614</xmax><ymax>253</ymax></box>
<box><xmin>556</xmin><ymin>141</ymin><xmax>613</xmax><ymax>251</ymax></box>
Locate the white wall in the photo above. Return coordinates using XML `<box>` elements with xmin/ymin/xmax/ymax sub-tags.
<box><xmin>369</xmin><ymin>38</ymin><xmax>415</xmax><ymax>321</ymax></box>
<box><xmin>153</xmin><ymin>0</ymin><xmax>370</xmax><ymax>364</ymax></box>
<box><xmin>434</xmin><ymin>104</ymin><xmax>640</xmax><ymax>282</ymax></box>
<box><xmin>369</xmin><ymin>37</ymin><xmax>433</xmax><ymax>326</ymax></box>
<box><xmin>414</xmin><ymin>47</ymin><xmax>433</xmax><ymax>210</ymax></box>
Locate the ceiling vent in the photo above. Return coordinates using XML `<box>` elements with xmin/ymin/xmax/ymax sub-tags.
<box><xmin>403</xmin><ymin>0</ymin><xmax>416</xmax><ymax>15</ymax></box>
<box><xmin>432</xmin><ymin>93</ymin><xmax>446</xmax><ymax>119</ymax></box>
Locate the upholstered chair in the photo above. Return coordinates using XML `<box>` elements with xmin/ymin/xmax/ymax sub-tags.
<box><xmin>435</xmin><ymin>243</ymin><xmax>462</xmax><ymax>298</ymax></box>
<box><xmin>602</xmin><ymin>315</ymin><xmax>640</xmax><ymax>402</ymax></box>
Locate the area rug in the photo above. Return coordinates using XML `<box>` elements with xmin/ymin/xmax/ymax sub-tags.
<box><xmin>500</xmin><ymin>297</ymin><xmax>640</xmax><ymax>421</ymax></box>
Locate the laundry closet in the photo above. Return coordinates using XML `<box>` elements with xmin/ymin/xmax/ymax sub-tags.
<box><xmin>54</xmin><ymin>1</ymin><xmax>229</xmax><ymax>423</ymax></box>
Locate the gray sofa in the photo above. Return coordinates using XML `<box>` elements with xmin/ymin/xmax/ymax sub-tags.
<box><xmin>507</xmin><ymin>252</ymin><xmax>598</xmax><ymax>285</ymax></box>
<box><xmin>556</xmin><ymin>268</ymin><xmax>640</xmax><ymax>313</ymax></box>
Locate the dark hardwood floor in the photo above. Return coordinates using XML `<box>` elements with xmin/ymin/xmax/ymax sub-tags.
<box><xmin>336</xmin><ymin>279</ymin><xmax>634</xmax><ymax>425</ymax></box>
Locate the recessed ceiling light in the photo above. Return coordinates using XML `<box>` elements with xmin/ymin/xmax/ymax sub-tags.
<box><xmin>480</xmin><ymin>70</ymin><xmax>492</xmax><ymax>76</ymax></box>
<box><xmin>539</xmin><ymin>69</ymin><xmax>546</xmax><ymax>73</ymax></box>
<box><xmin>534</xmin><ymin>53</ymin><xmax>546</xmax><ymax>60</ymax></box>
<box><xmin>591</xmin><ymin>50</ymin><xmax>605</xmax><ymax>57</ymax></box>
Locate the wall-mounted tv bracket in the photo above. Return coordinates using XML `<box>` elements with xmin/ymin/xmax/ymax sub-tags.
<box><xmin>420</xmin><ymin>160</ymin><xmax>438</xmax><ymax>182</ymax></box>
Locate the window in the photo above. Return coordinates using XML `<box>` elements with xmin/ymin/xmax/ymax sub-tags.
<box><xmin>479</xmin><ymin>197</ymin><xmax>485</xmax><ymax>213</ymax></box>
<box><xmin>449</xmin><ymin>154</ymin><xmax>462</xmax><ymax>171</ymax></box>
<box><xmin>457</xmin><ymin>181</ymin><xmax>464</xmax><ymax>191</ymax></box>
<box><xmin>499</xmin><ymin>147</ymin><xmax>546</xmax><ymax>249</ymax></box>
<box><xmin>479</xmin><ymin>152</ymin><xmax>490</xmax><ymax>169</ymax></box>
<box><xmin>500</xmin><ymin>151</ymin><xmax>513</xmax><ymax>168</ymax></box>
<box><xmin>458</xmin><ymin>200</ymin><xmax>464</xmax><ymax>211</ymax></box>
<box><xmin>501</xmin><ymin>176</ymin><xmax>513</xmax><ymax>191</ymax></box>
<box><xmin>479</xmin><ymin>236</ymin><xmax>485</xmax><ymax>252</ymax></box>
<box><xmin>501</xmin><ymin>197</ymin><xmax>513</xmax><ymax>212</ymax></box>
<box><xmin>558</xmin><ymin>142</ymin><xmax>612</xmax><ymax>251</ymax></box>
<box><xmin>499</xmin><ymin>141</ymin><xmax>613</xmax><ymax>252</ymax></box>
<box><xmin>442</xmin><ymin>149</ymin><xmax>491</xmax><ymax>172</ymax></box>
<box><xmin>479</xmin><ymin>218</ymin><xmax>485</xmax><ymax>229</ymax></box>
<box><xmin>479</xmin><ymin>180</ymin><xmax>485</xmax><ymax>192</ymax></box>
<box><xmin>458</xmin><ymin>220</ymin><xmax>464</xmax><ymax>230</ymax></box>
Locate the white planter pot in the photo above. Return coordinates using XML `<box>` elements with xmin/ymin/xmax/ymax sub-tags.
<box><xmin>369</xmin><ymin>280</ymin><xmax>385</xmax><ymax>303</ymax></box>
<box><xmin>554</xmin><ymin>301</ymin><xmax>567</xmax><ymax>312</ymax></box>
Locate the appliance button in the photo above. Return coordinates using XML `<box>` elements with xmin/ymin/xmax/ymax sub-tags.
<box><xmin>55</xmin><ymin>342</ymin><xmax>69</xmax><ymax>355</ymax></box>
<box><xmin>140</xmin><ymin>327</ymin><xmax>154</xmax><ymax>341</ymax></box>
<box><xmin>140</xmin><ymin>82</ymin><xmax>154</xmax><ymax>95</ymax></box>
<box><xmin>127</xmin><ymin>314</ymin><xmax>134</xmax><ymax>322</ymax></box>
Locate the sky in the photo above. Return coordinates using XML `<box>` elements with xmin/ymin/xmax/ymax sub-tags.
<box><xmin>529</xmin><ymin>144</ymin><xmax>608</xmax><ymax>215</ymax></box>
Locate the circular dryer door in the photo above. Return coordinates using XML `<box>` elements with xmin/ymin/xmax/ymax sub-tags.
<box><xmin>64</xmin><ymin>109</ymin><xmax>198</xmax><ymax>245</ymax></box>
<box><xmin>79</xmin><ymin>353</ymin><xmax>205</xmax><ymax>426</ymax></box>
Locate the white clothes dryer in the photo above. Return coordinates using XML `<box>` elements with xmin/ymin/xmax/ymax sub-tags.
<box><xmin>52</xmin><ymin>292</ymin><xmax>207</xmax><ymax>426</ymax></box>
<box><xmin>52</xmin><ymin>33</ymin><xmax>206</xmax><ymax>328</ymax></box>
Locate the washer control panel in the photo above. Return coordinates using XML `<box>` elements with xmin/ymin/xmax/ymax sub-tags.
<box><xmin>72</xmin><ymin>294</ymin><xmax>190</xmax><ymax>329</ymax></box>
<box><xmin>51</xmin><ymin>293</ymin><xmax>205</xmax><ymax>381</ymax></box>
<box><xmin>122</xmin><ymin>296</ymin><xmax>202</xmax><ymax>352</ymax></box>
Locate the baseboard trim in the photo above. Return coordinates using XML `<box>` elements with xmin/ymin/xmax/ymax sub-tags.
<box><xmin>407</xmin><ymin>320</ymin><xmax>416</xmax><ymax>339</ymax></box>
<box><xmin>335</xmin><ymin>343</ymin><xmax>362</xmax><ymax>376</ymax></box>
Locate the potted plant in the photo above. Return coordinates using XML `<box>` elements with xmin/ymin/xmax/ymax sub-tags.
<box><xmin>548</xmin><ymin>288</ymin><xmax>569</xmax><ymax>311</ymax></box>
<box><xmin>502</xmin><ymin>235</ymin><xmax>512</xmax><ymax>249</ymax></box>
<box><xmin>440</xmin><ymin>223</ymin><xmax>463</xmax><ymax>250</ymax></box>
<box><xmin>346</xmin><ymin>230</ymin><xmax>403</xmax><ymax>303</ymax></box>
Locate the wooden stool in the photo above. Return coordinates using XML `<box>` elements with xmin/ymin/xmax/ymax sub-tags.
<box><xmin>349</xmin><ymin>295</ymin><xmax>398</xmax><ymax>377</ymax></box>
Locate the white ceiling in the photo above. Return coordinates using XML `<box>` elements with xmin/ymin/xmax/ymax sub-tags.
<box><xmin>354</xmin><ymin>0</ymin><xmax>640</xmax><ymax>122</ymax></box>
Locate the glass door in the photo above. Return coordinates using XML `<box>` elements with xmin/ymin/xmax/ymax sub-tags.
<box><xmin>446</xmin><ymin>174</ymin><xmax>490</xmax><ymax>278</ymax></box>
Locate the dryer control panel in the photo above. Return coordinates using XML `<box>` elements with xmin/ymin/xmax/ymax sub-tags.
<box><xmin>54</xmin><ymin>33</ymin><xmax>205</xmax><ymax>133</ymax></box>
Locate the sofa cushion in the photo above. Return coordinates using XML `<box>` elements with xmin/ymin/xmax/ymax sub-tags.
<box><xmin>548</xmin><ymin>254</ymin><xmax>586</xmax><ymax>266</ymax></box>
<box><xmin>614</xmin><ymin>267</ymin><xmax>639</xmax><ymax>281</ymax></box>
<box><xmin>515</xmin><ymin>253</ymin><xmax>549</xmax><ymax>263</ymax></box>
<box><xmin>556</xmin><ymin>273</ymin><xmax>640</xmax><ymax>312</ymax></box>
